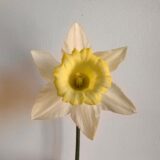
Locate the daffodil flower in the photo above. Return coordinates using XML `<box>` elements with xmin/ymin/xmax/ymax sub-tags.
<box><xmin>31</xmin><ymin>23</ymin><xmax>136</xmax><ymax>140</ymax></box>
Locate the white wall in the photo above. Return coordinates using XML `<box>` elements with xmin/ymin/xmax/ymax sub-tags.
<box><xmin>0</xmin><ymin>0</ymin><xmax>160</xmax><ymax>160</ymax></box>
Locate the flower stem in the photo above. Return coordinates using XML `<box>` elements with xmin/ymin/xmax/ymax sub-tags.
<box><xmin>75</xmin><ymin>126</ymin><xmax>80</xmax><ymax>160</ymax></box>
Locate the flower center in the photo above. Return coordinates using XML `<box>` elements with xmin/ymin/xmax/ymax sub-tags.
<box><xmin>53</xmin><ymin>48</ymin><xmax>112</xmax><ymax>105</ymax></box>
<box><xmin>70</xmin><ymin>72</ymin><xmax>89</xmax><ymax>90</ymax></box>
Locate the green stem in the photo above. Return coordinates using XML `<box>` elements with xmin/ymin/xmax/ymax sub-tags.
<box><xmin>75</xmin><ymin>126</ymin><xmax>80</xmax><ymax>160</ymax></box>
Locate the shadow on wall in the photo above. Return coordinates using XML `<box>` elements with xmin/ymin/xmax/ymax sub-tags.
<box><xmin>0</xmin><ymin>56</ymin><xmax>63</xmax><ymax>160</ymax></box>
<box><xmin>0</xmin><ymin>5</ymin><xmax>62</xmax><ymax>160</ymax></box>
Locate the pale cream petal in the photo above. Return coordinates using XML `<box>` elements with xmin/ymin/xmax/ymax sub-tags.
<box><xmin>63</xmin><ymin>23</ymin><xmax>90</xmax><ymax>53</ymax></box>
<box><xmin>71</xmin><ymin>105</ymin><xmax>100</xmax><ymax>140</ymax></box>
<box><xmin>31</xmin><ymin>50</ymin><xmax>59</xmax><ymax>81</ymax></box>
<box><xmin>31</xmin><ymin>83</ymin><xmax>71</xmax><ymax>120</ymax></box>
<box><xmin>95</xmin><ymin>47</ymin><xmax>127</xmax><ymax>72</ymax></box>
<box><xmin>101</xmin><ymin>82</ymin><xmax>136</xmax><ymax>115</ymax></box>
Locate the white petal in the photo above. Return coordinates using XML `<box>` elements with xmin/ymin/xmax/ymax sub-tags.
<box><xmin>63</xmin><ymin>23</ymin><xmax>90</xmax><ymax>53</ymax></box>
<box><xmin>32</xmin><ymin>83</ymin><xmax>71</xmax><ymax>120</ymax></box>
<box><xmin>31</xmin><ymin>50</ymin><xmax>59</xmax><ymax>81</ymax></box>
<box><xmin>95</xmin><ymin>47</ymin><xmax>127</xmax><ymax>72</ymax></box>
<box><xmin>71</xmin><ymin>105</ymin><xmax>100</xmax><ymax>140</ymax></box>
<box><xmin>101</xmin><ymin>83</ymin><xmax>136</xmax><ymax>115</ymax></box>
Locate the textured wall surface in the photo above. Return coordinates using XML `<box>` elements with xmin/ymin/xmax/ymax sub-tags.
<box><xmin>0</xmin><ymin>0</ymin><xmax>160</xmax><ymax>160</ymax></box>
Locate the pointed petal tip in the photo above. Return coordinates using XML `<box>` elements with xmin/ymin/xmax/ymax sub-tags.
<box><xmin>126</xmin><ymin>107</ymin><xmax>137</xmax><ymax>115</ymax></box>
<box><xmin>130</xmin><ymin>103</ymin><xmax>137</xmax><ymax>114</ymax></box>
<box><xmin>70</xmin><ymin>22</ymin><xmax>83</xmax><ymax>33</ymax></box>
<box><xmin>30</xmin><ymin>50</ymin><xmax>41</xmax><ymax>58</ymax></box>
<box><xmin>95</xmin><ymin>46</ymin><xmax>128</xmax><ymax>72</ymax></box>
<box><xmin>123</xmin><ymin>46</ymin><xmax>128</xmax><ymax>49</ymax></box>
<box><xmin>121</xmin><ymin>46</ymin><xmax>127</xmax><ymax>58</ymax></box>
<box><xmin>123</xmin><ymin>46</ymin><xmax>128</xmax><ymax>52</ymax></box>
<box><xmin>102</xmin><ymin>83</ymin><xmax>137</xmax><ymax>115</ymax></box>
<box><xmin>31</xmin><ymin>107</ymin><xmax>44</xmax><ymax>120</ymax></box>
<box><xmin>31</xmin><ymin>49</ymin><xmax>39</xmax><ymax>54</ymax></box>
<box><xmin>84</xmin><ymin>131</ymin><xmax>96</xmax><ymax>140</ymax></box>
<box><xmin>125</xmin><ymin>103</ymin><xmax>137</xmax><ymax>115</ymax></box>
<box><xmin>89</xmin><ymin>136</ymin><xmax>94</xmax><ymax>140</ymax></box>
<box><xmin>72</xmin><ymin>22</ymin><xmax>81</xmax><ymax>28</ymax></box>
<box><xmin>31</xmin><ymin>50</ymin><xmax>36</xmax><ymax>55</ymax></box>
<box><xmin>63</xmin><ymin>22</ymin><xmax>90</xmax><ymax>53</ymax></box>
<box><xmin>31</xmin><ymin>113</ymin><xmax>44</xmax><ymax>120</ymax></box>
<box><xmin>31</xmin><ymin>112</ymin><xmax>38</xmax><ymax>120</ymax></box>
<box><xmin>116</xmin><ymin>46</ymin><xmax>128</xmax><ymax>54</ymax></box>
<box><xmin>71</xmin><ymin>105</ymin><xmax>99</xmax><ymax>140</ymax></box>
<box><xmin>129</xmin><ymin>111</ymin><xmax>136</xmax><ymax>115</ymax></box>
<box><xmin>89</xmin><ymin>133</ymin><xmax>96</xmax><ymax>140</ymax></box>
<box><xmin>132</xmin><ymin>108</ymin><xmax>137</xmax><ymax>114</ymax></box>
<box><xmin>120</xmin><ymin>46</ymin><xmax>127</xmax><ymax>53</ymax></box>
<box><xmin>31</xmin><ymin>115</ymin><xmax>36</xmax><ymax>120</ymax></box>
